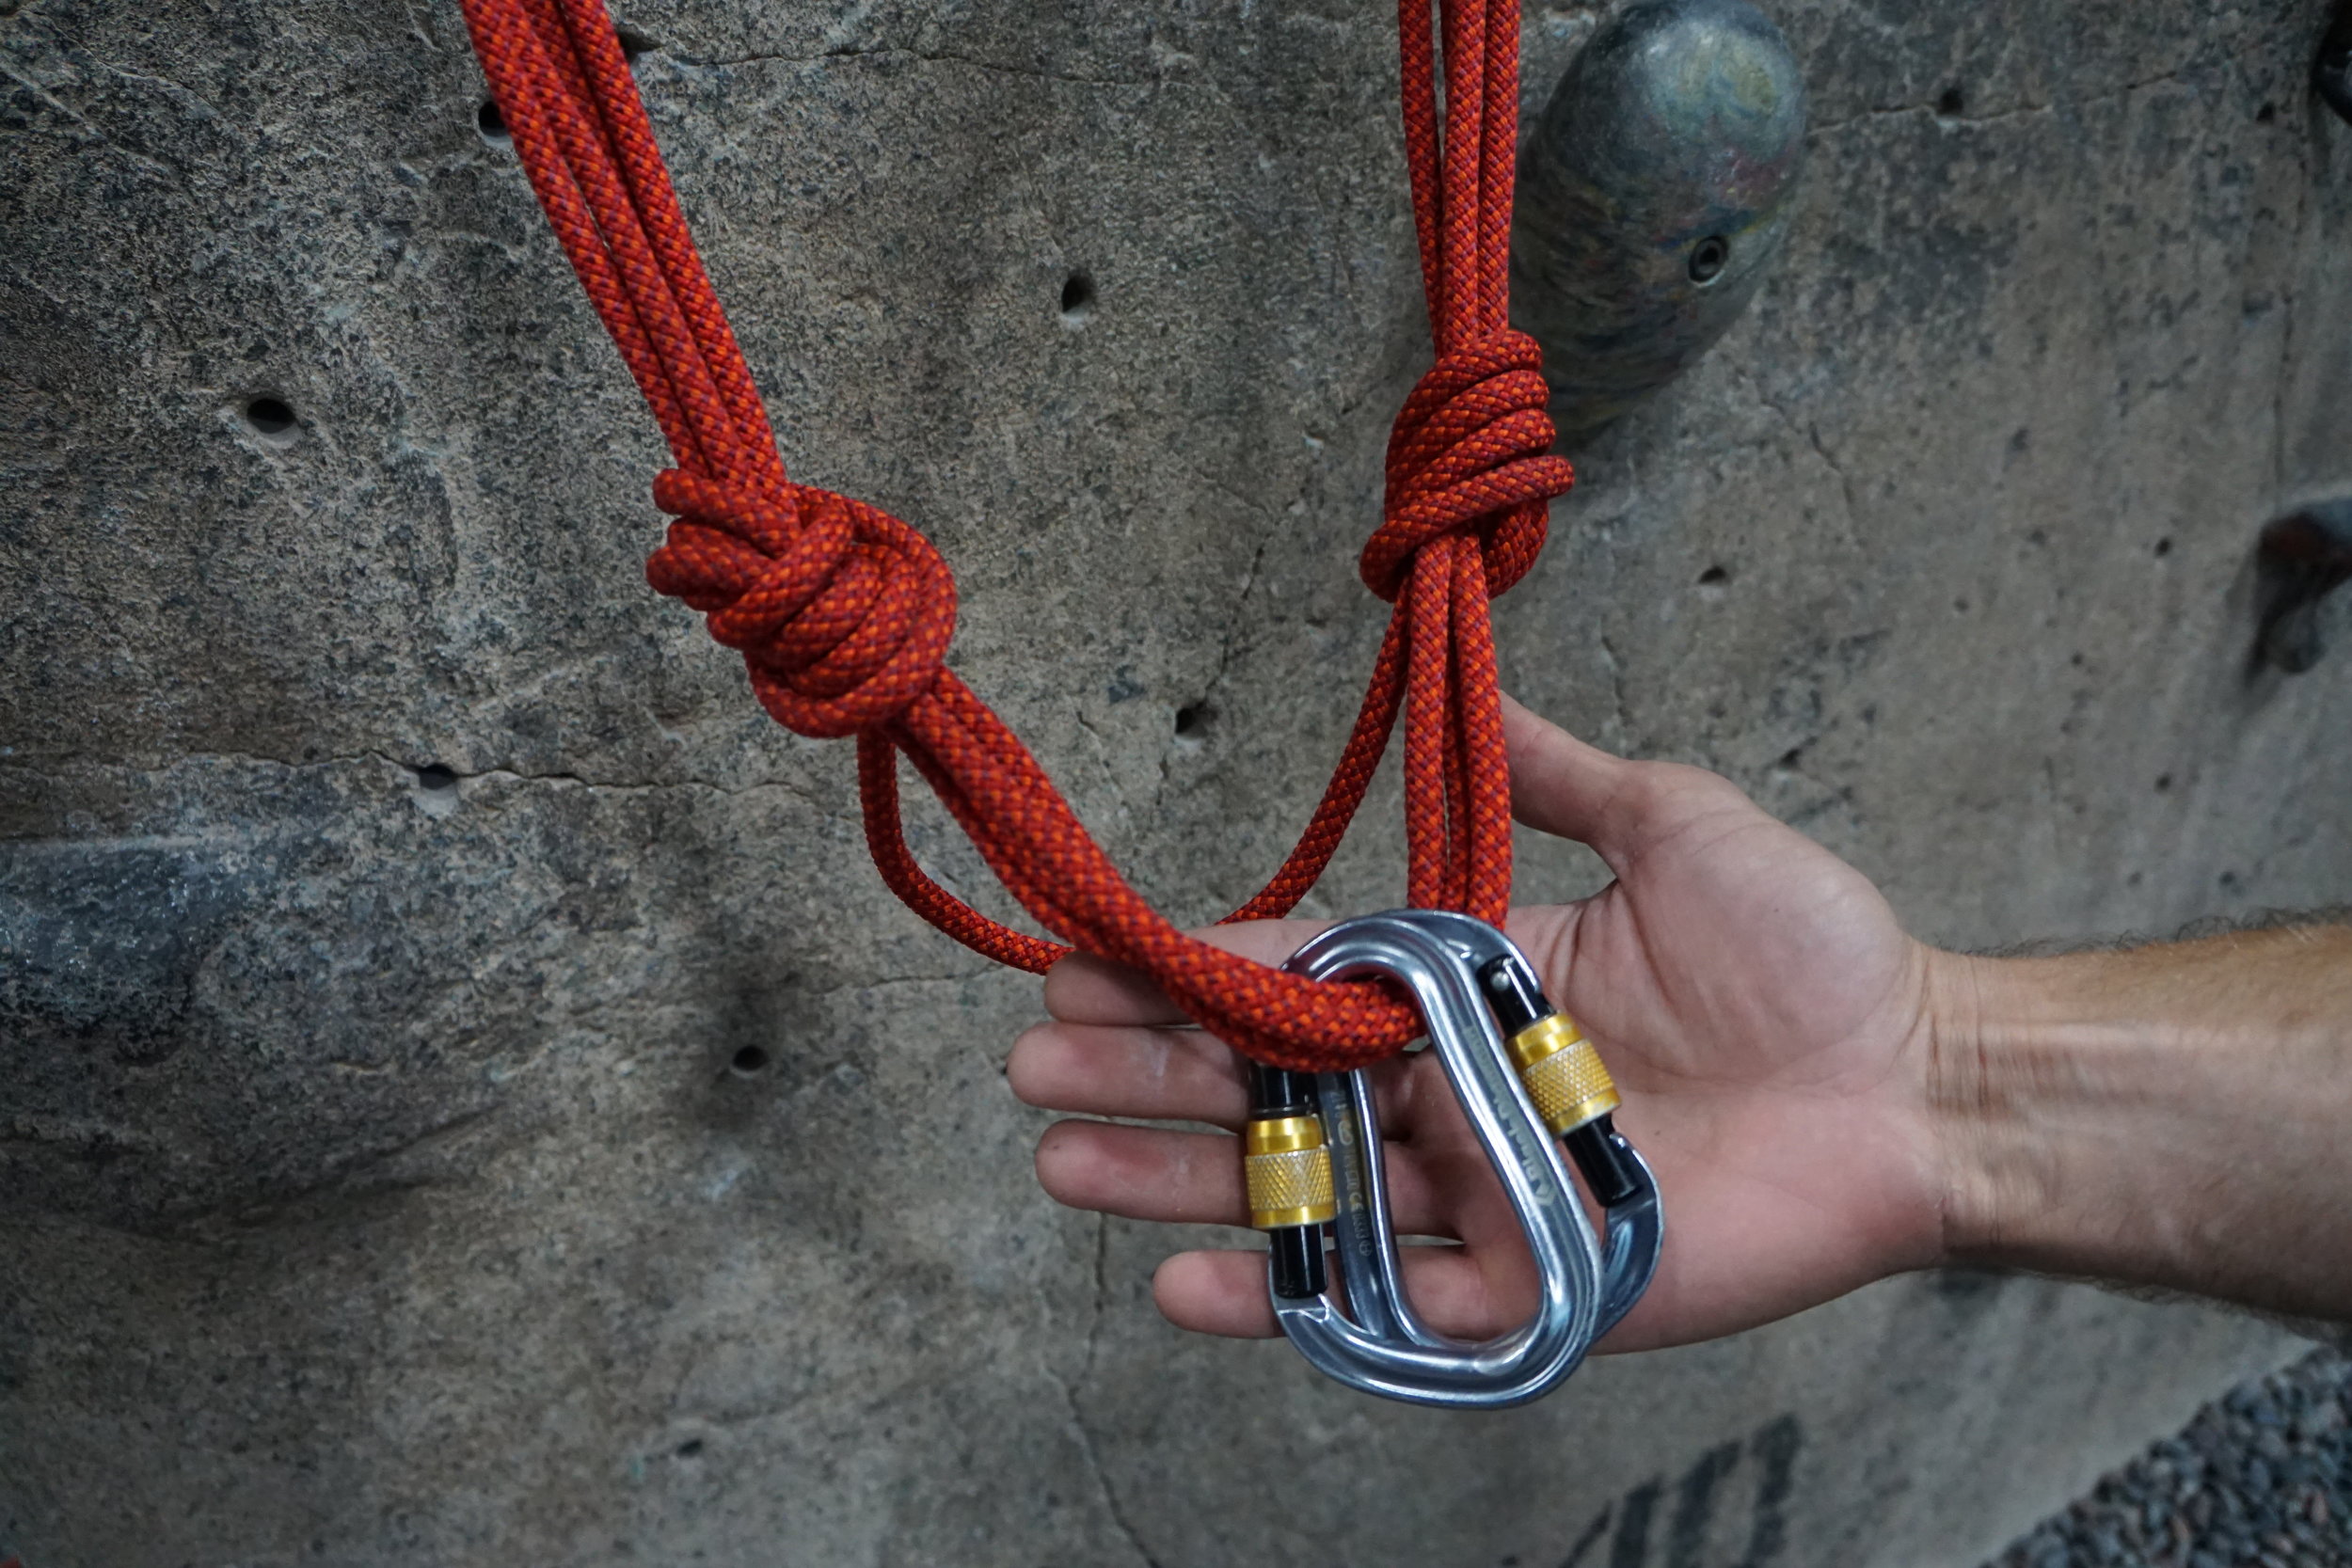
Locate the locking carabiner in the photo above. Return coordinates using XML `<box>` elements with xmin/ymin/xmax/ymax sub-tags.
<box><xmin>1466</xmin><ymin>923</ymin><xmax>1663</xmax><ymax>1340</ymax></box>
<box><xmin>1241</xmin><ymin>910</ymin><xmax>1662</xmax><ymax>1408</ymax></box>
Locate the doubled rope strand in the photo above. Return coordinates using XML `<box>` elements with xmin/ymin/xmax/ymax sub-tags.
<box><xmin>457</xmin><ymin>0</ymin><xmax>1573</xmax><ymax>1070</ymax></box>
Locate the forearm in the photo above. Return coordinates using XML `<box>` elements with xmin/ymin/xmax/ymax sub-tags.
<box><xmin>1927</xmin><ymin>924</ymin><xmax>2352</xmax><ymax>1322</ymax></box>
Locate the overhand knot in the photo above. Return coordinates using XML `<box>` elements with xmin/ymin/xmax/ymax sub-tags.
<box><xmin>643</xmin><ymin>469</ymin><xmax>958</xmax><ymax>738</ymax></box>
<box><xmin>1358</xmin><ymin>330</ymin><xmax>1575</xmax><ymax>603</ymax></box>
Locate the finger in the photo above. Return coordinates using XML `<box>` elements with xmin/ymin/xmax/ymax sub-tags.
<box><xmin>1504</xmin><ymin>695</ymin><xmax>1760</xmax><ymax>876</ymax></box>
<box><xmin>1039</xmin><ymin>953</ymin><xmax>1188</xmax><ymax>1029</ymax></box>
<box><xmin>1007</xmin><ymin>1022</ymin><xmax>1249</xmax><ymax>1127</ymax></box>
<box><xmin>1499</xmin><ymin>693</ymin><xmax>1635</xmax><ymax>850</ymax></box>
<box><xmin>1152</xmin><ymin>1249</ymin><xmax>1280</xmax><ymax>1337</ymax></box>
<box><xmin>1152</xmin><ymin>1243</ymin><xmax>1516</xmax><ymax>1340</ymax></box>
<box><xmin>1041</xmin><ymin>919</ymin><xmax>1332</xmax><ymax>1026</ymax></box>
<box><xmin>1032</xmin><ymin>1120</ymin><xmax>1452</xmax><ymax>1235</ymax></box>
<box><xmin>1011</xmin><ymin>1022</ymin><xmax>1426</xmax><ymax>1131</ymax></box>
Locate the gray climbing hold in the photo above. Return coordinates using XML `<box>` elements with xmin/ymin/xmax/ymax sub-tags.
<box><xmin>1511</xmin><ymin>0</ymin><xmax>1808</xmax><ymax>446</ymax></box>
<box><xmin>2318</xmin><ymin>0</ymin><xmax>2352</xmax><ymax>125</ymax></box>
<box><xmin>2256</xmin><ymin>498</ymin><xmax>2352</xmax><ymax>673</ymax></box>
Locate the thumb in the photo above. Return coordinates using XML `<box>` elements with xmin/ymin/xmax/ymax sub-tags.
<box><xmin>1501</xmin><ymin>693</ymin><xmax>1636</xmax><ymax>853</ymax></box>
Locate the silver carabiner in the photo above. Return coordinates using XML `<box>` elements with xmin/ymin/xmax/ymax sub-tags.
<box><xmin>1241</xmin><ymin>910</ymin><xmax>1661</xmax><ymax>1408</ymax></box>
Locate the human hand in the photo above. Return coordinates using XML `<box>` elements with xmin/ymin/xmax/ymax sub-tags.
<box><xmin>1007</xmin><ymin>696</ymin><xmax>1959</xmax><ymax>1352</ymax></box>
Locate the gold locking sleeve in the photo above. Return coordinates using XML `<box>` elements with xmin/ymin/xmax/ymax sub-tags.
<box><xmin>1244</xmin><ymin>1115</ymin><xmax>1337</xmax><ymax>1229</ymax></box>
<box><xmin>1507</xmin><ymin>1014</ymin><xmax>1620</xmax><ymax>1133</ymax></box>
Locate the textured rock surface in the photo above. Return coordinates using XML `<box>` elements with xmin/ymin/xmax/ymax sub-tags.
<box><xmin>3</xmin><ymin>0</ymin><xmax>2348</xmax><ymax>1561</ymax></box>
<box><xmin>1983</xmin><ymin>1349</ymin><xmax>2352</xmax><ymax>1568</ymax></box>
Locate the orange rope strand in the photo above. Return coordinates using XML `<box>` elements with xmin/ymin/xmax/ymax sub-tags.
<box><xmin>456</xmin><ymin>0</ymin><xmax>1574</xmax><ymax>1069</ymax></box>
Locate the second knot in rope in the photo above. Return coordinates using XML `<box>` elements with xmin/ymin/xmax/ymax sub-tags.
<box><xmin>1358</xmin><ymin>331</ymin><xmax>1575</xmax><ymax>603</ymax></box>
<box><xmin>644</xmin><ymin>469</ymin><xmax>958</xmax><ymax>739</ymax></box>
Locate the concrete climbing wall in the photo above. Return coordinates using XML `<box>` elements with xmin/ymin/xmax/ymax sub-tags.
<box><xmin>4</xmin><ymin>0</ymin><xmax>2348</xmax><ymax>1560</ymax></box>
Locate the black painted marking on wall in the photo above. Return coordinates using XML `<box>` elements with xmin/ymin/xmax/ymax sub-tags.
<box><xmin>1609</xmin><ymin>1481</ymin><xmax>1661</xmax><ymax>1568</ymax></box>
<box><xmin>1559</xmin><ymin>1504</ymin><xmax>1612</xmax><ymax>1568</ymax></box>
<box><xmin>1737</xmin><ymin>1415</ymin><xmax>1804</xmax><ymax>1568</ymax></box>
<box><xmin>1578</xmin><ymin>1411</ymin><xmax>1806</xmax><ymax>1567</ymax></box>
<box><xmin>1667</xmin><ymin>1440</ymin><xmax>1742</xmax><ymax>1568</ymax></box>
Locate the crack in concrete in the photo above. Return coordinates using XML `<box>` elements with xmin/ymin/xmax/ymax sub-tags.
<box><xmin>1753</xmin><ymin>381</ymin><xmax>1861</xmax><ymax>546</ymax></box>
<box><xmin>2</xmin><ymin>747</ymin><xmax>841</xmax><ymax>811</ymax></box>
<box><xmin>1595</xmin><ymin>629</ymin><xmax>1631</xmax><ymax>744</ymax></box>
<box><xmin>0</xmin><ymin>1114</ymin><xmax>185</xmax><ymax>1158</ymax></box>
<box><xmin>1808</xmin><ymin>64</ymin><xmax>2196</xmax><ymax>137</ymax></box>
<box><xmin>335</xmin><ymin>1102</ymin><xmax>501</xmax><ymax>1167</ymax></box>
<box><xmin>689</xmin><ymin>42</ymin><xmax>1187</xmax><ymax>94</ymax></box>
<box><xmin>1196</xmin><ymin>527</ymin><xmax>1273</xmax><ymax>713</ymax></box>
<box><xmin>1810</xmin><ymin>99</ymin><xmax>2055</xmax><ymax>135</ymax></box>
<box><xmin>1072</xmin><ymin>708</ymin><xmax>1129</xmax><ymax>820</ymax></box>
<box><xmin>1804</xmin><ymin>424</ymin><xmax>1862</xmax><ymax>531</ymax></box>
<box><xmin>1042</xmin><ymin>1354</ymin><xmax>1163</xmax><ymax>1568</ymax></box>
<box><xmin>797</xmin><ymin>972</ymin><xmax>977</xmax><ymax>996</ymax></box>
<box><xmin>7</xmin><ymin>1099</ymin><xmax>502</xmax><ymax>1235</ymax></box>
<box><xmin>1147</xmin><ymin>520</ymin><xmax>1271</xmax><ymax>822</ymax></box>
<box><xmin>459</xmin><ymin>761</ymin><xmax>834</xmax><ymax>807</ymax></box>
<box><xmin>89</xmin><ymin>55</ymin><xmax>223</xmax><ymax>121</ymax></box>
<box><xmin>0</xmin><ymin>47</ymin><xmax>181</xmax><ymax>183</ymax></box>
<box><xmin>1022</xmin><ymin>1214</ymin><xmax>1160</xmax><ymax>1565</ymax></box>
<box><xmin>2269</xmin><ymin>115</ymin><xmax>2312</xmax><ymax>503</ymax></box>
<box><xmin>1084</xmin><ymin>1212</ymin><xmax>1109</xmax><ymax>1382</ymax></box>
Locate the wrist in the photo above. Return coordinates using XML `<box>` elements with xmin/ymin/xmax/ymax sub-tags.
<box><xmin>1916</xmin><ymin>944</ymin><xmax>2184</xmax><ymax>1272</ymax></box>
<box><xmin>1917</xmin><ymin>945</ymin><xmax>2038</xmax><ymax>1267</ymax></box>
<box><xmin>1915</xmin><ymin>928</ymin><xmax>2352</xmax><ymax>1317</ymax></box>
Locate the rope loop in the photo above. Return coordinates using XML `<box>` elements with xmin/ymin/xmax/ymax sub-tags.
<box><xmin>461</xmin><ymin>0</ymin><xmax>1560</xmax><ymax>1069</ymax></box>
<box><xmin>1359</xmin><ymin>329</ymin><xmax>1574</xmax><ymax>604</ymax></box>
<box><xmin>645</xmin><ymin>469</ymin><xmax>958</xmax><ymax>738</ymax></box>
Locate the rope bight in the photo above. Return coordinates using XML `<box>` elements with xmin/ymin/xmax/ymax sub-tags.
<box><xmin>456</xmin><ymin>0</ymin><xmax>1574</xmax><ymax>1070</ymax></box>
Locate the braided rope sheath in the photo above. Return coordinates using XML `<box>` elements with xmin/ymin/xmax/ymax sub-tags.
<box><xmin>456</xmin><ymin>0</ymin><xmax>1573</xmax><ymax>1069</ymax></box>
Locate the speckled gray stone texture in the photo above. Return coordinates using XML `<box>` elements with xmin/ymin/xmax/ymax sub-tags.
<box><xmin>3</xmin><ymin>0</ymin><xmax>2348</xmax><ymax>1562</ymax></box>
<box><xmin>1984</xmin><ymin>1350</ymin><xmax>2352</xmax><ymax>1568</ymax></box>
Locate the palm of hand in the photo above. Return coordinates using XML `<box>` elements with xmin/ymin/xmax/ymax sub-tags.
<box><xmin>1009</xmin><ymin>703</ymin><xmax>1949</xmax><ymax>1351</ymax></box>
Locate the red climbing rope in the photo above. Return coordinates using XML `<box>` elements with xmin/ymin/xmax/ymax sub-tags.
<box><xmin>456</xmin><ymin>0</ymin><xmax>1572</xmax><ymax>1069</ymax></box>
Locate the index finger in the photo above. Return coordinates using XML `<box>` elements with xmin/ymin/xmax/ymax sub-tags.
<box><xmin>1040</xmin><ymin>918</ymin><xmax>1332</xmax><ymax>1027</ymax></box>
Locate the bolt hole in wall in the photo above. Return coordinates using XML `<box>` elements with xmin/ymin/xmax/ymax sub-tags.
<box><xmin>1937</xmin><ymin>83</ymin><xmax>1965</xmax><ymax>116</ymax></box>
<box><xmin>1696</xmin><ymin>564</ymin><xmax>1731</xmax><ymax>599</ymax></box>
<box><xmin>1687</xmin><ymin>235</ymin><xmax>1730</xmax><ymax>286</ymax></box>
<box><xmin>1058</xmin><ymin>271</ymin><xmax>1094</xmax><ymax>325</ymax></box>
<box><xmin>1173</xmin><ymin>702</ymin><xmax>1213</xmax><ymax>740</ymax></box>
<box><xmin>730</xmin><ymin>1045</ymin><xmax>771</xmax><ymax>1076</ymax></box>
<box><xmin>411</xmin><ymin>762</ymin><xmax>458</xmax><ymax>792</ymax></box>
<box><xmin>241</xmin><ymin>395</ymin><xmax>298</xmax><ymax>441</ymax></box>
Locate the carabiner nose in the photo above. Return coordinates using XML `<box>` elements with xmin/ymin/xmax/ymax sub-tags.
<box><xmin>1238</xmin><ymin>910</ymin><xmax>1658</xmax><ymax>1409</ymax></box>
